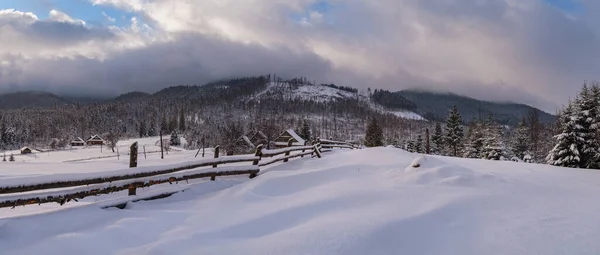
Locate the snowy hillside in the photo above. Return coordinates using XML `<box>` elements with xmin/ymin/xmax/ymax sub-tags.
<box><xmin>254</xmin><ymin>81</ymin><xmax>426</xmax><ymax>120</ymax></box>
<box><xmin>3</xmin><ymin>147</ymin><xmax>600</xmax><ymax>254</ymax></box>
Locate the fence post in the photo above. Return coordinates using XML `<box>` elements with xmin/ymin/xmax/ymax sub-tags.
<box><xmin>130</xmin><ymin>142</ymin><xmax>138</xmax><ymax>168</ymax></box>
<box><xmin>128</xmin><ymin>184</ymin><xmax>136</xmax><ymax>196</ymax></box>
<box><xmin>160</xmin><ymin>131</ymin><xmax>164</xmax><ymax>159</ymax></box>
<box><xmin>213</xmin><ymin>145</ymin><xmax>220</xmax><ymax>168</ymax></box>
<box><xmin>253</xmin><ymin>144</ymin><xmax>263</xmax><ymax>165</ymax></box>
<box><xmin>283</xmin><ymin>138</ymin><xmax>293</xmax><ymax>162</ymax></box>
<box><xmin>314</xmin><ymin>143</ymin><xmax>322</xmax><ymax>158</ymax></box>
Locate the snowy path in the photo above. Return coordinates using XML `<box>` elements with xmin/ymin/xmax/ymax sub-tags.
<box><xmin>2</xmin><ymin>148</ymin><xmax>600</xmax><ymax>254</ymax></box>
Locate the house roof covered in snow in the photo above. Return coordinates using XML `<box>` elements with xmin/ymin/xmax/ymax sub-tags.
<box><xmin>71</xmin><ymin>137</ymin><xmax>85</xmax><ymax>143</ymax></box>
<box><xmin>87</xmin><ymin>135</ymin><xmax>104</xmax><ymax>141</ymax></box>
<box><xmin>275</xmin><ymin>129</ymin><xmax>306</xmax><ymax>146</ymax></box>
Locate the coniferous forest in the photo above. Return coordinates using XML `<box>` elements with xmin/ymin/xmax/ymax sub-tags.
<box><xmin>0</xmin><ymin>74</ymin><xmax>575</xmax><ymax>167</ymax></box>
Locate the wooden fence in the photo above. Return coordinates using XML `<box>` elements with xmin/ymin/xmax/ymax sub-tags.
<box><xmin>0</xmin><ymin>139</ymin><xmax>355</xmax><ymax>209</ymax></box>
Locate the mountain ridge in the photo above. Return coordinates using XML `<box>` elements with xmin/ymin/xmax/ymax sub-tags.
<box><xmin>0</xmin><ymin>79</ymin><xmax>553</xmax><ymax>126</ymax></box>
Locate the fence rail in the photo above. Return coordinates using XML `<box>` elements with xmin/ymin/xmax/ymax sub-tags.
<box><xmin>1</xmin><ymin>139</ymin><xmax>355</xmax><ymax>209</ymax></box>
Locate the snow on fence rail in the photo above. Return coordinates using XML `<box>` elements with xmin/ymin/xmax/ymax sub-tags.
<box><xmin>0</xmin><ymin>140</ymin><xmax>342</xmax><ymax>208</ymax></box>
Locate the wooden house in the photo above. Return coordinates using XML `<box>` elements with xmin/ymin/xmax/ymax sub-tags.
<box><xmin>86</xmin><ymin>135</ymin><xmax>105</xmax><ymax>146</ymax></box>
<box><xmin>20</xmin><ymin>147</ymin><xmax>32</xmax><ymax>154</ymax></box>
<box><xmin>70</xmin><ymin>137</ymin><xmax>85</xmax><ymax>147</ymax></box>
<box><xmin>274</xmin><ymin>129</ymin><xmax>306</xmax><ymax>148</ymax></box>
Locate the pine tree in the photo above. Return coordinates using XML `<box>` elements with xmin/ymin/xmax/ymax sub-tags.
<box><xmin>463</xmin><ymin>121</ymin><xmax>484</xmax><ymax>158</ymax></box>
<box><xmin>482</xmin><ymin>114</ymin><xmax>504</xmax><ymax>160</ymax></box>
<box><xmin>416</xmin><ymin>135</ymin><xmax>423</xmax><ymax>153</ymax></box>
<box><xmin>160</xmin><ymin>114</ymin><xmax>168</xmax><ymax>133</ymax></box>
<box><xmin>139</xmin><ymin>121</ymin><xmax>147</xmax><ymax>138</ymax></box>
<box><xmin>179</xmin><ymin>108</ymin><xmax>186</xmax><ymax>132</ymax></box>
<box><xmin>512</xmin><ymin>118</ymin><xmax>530</xmax><ymax>160</ymax></box>
<box><xmin>364</xmin><ymin>118</ymin><xmax>383</xmax><ymax>147</ymax></box>
<box><xmin>300</xmin><ymin>120</ymin><xmax>312</xmax><ymax>142</ymax></box>
<box><xmin>431</xmin><ymin>122</ymin><xmax>444</xmax><ymax>155</ymax></box>
<box><xmin>575</xmin><ymin>83</ymin><xmax>600</xmax><ymax>168</ymax></box>
<box><xmin>445</xmin><ymin>105</ymin><xmax>464</xmax><ymax>157</ymax></box>
<box><xmin>547</xmin><ymin>103</ymin><xmax>583</xmax><ymax>168</ymax></box>
<box><xmin>406</xmin><ymin>140</ymin><xmax>416</xmax><ymax>153</ymax></box>
<box><xmin>425</xmin><ymin>128</ymin><xmax>431</xmax><ymax>154</ymax></box>
<box><xmin>170</xmin><ymin>131</ymin><xmax>181</xmax><ymax>146</ymax></box>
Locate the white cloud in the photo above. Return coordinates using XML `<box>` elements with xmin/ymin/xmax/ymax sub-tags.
<box><xmin>102</xmin><ymin>11</ymin><xmax>116</xmax><ymax>23</ymax></box>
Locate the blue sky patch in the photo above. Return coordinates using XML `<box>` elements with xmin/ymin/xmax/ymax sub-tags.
<box><xmin>0</xmin><ymin>0</ymin><xmax>134</xmax><ymax>27</ymax></box>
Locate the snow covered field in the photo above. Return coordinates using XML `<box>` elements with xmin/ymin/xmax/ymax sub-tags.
<box><xmin>0</xmin><ymin>136</ymin><xmax>202</xmax><ymax>179</ymax></box>
<box><xmin>2</xmin><ymin>147</ymin><xmax>600</xmax><ymax>254</ymax></box>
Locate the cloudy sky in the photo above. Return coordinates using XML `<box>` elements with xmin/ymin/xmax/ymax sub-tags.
<box><xmin>0</xmin><ymin>0</ymin><xmax>597</xmax><ymax>112</ymax></box>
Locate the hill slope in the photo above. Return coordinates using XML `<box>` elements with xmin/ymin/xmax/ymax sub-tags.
<box><xmin>2</xmin><ymin>148</ymin><xmax>600</xmax><ymax>254</ymax></box>
<box><xmin>0</xmin><ymin>92</ymin><xmax>73</xmax><ymax>109</ymax></box>
<box><xmin>398</xmin><ymin>90</ymin><xmax>555</xmax><ymax>125</ymax></box>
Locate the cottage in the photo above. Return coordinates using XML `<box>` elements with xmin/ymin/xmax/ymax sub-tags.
<box><xmin>274</xmin><ymin>129</ymin><xmax>306</xmax><ymax>148</ymax></box>
<box><xmin>70</xmin><ymin>137</ymin><xmax>85</xmax><ymax>147</ymax></box>
<box><xmin>86</xmin><ymin>135</ymin><xmax>105</xmax><ymax>146</ymax></box>
<box><xmin>20</xmin><ymin>147</ymin><xmax>32</xmax><ymax>154</ymax></box>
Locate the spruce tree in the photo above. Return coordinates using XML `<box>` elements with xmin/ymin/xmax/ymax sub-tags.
<box><xmin>445</xmin><ymin>105</ymin><xmax>464</xmax><ymax>157</ymax></box>
<box><xmin>463</xmin><ymin>121</ymin><xmax>484</xmax><ymax>158</ymax></box>
<box><xmin>482</xmin><ymin>115</ymin><xmax>504</xmax><ymax>160</ymax></box>
<box><xmin>139</xmin><ymin>121</ymin><xmax>147</xmax><ymax>138</ymax></box>
<box><xmin>406</xmin><ymin>140</ymin><xmax>416</xmax><ymax>153</ymax></box>
<box><xmin>512</xmin><ymin>118</ymin><xmax>530</xmax><ymax>160</ymax></box>
<box><xmin>576</xmin><ymin>83</ymin><xmax>600</xmax><ymax>168</ymax></box>
<box><xmin>179</xmin><ymin>108</ymin><xmax>186</xmax><ymax>132</ymax></box>
<box><xmin>364</xmin><ymin>118</ymin><xmax>383</xmax><ymax>147</ymax></box>
<box><xmin>300</xmin><ymin>120</ymin><xmax>312</xmax><ymax>141</ymax></box>
<box><xmin>431</xmin><ymin>122</ymin><xmax>444</xmax><ymax>155</ymax></box>
<box><xmin>170</xmin><ymin>131</ymin><xmax>181</xmax><ymax>146</ymax></box>
<box><xmin>416</xmin><ymin>135</ymin><xmax>423</xmax><ymax>153</ymax></box>
<box><xmin>547</xmin><ymin>103</ymin><xmax>583</xmax><ymax>168</ymax></box>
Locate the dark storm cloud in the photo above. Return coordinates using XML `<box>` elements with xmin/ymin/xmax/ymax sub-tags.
<box><xmin>1</xmin><ymin>0</ymin><xmax>600</xmax><ymax>112</ymax></box>
<box><xmin>0</xmin><ymin>33</ymin><xmax>333</xmax><ymax>97</ymax></box>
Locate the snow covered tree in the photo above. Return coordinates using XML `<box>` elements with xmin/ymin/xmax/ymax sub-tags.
<box><xmin>406</xmin><ymin>140</ymin><xmax>416</xmax><ymax>152</ymax></box>
<box><xmin>512</xmin><ymin>118</ymin><xmax>530</xmax><ymax>160</ymax></box>
<box><xmin>170</xmin><ymin>131</ymin><xmax>181</xmax><ymax>146</ymax></box>
<box><xmin>300</xmin><ymin>120</ymin><xmax>312</xmax><ymax>142</ymax></box>
<box><xmin>139</xmin><ymin>121</ymin><xmax>147</xmax><ymax>138</ymax></box>
<box><xmin>482</xmin><ymin>115</ymin><xmax>505</xmax><ymax>160</ymax></box>
<box><xmin>106</xmin><ymin>133</ymin><xmax>119</xmax><ymax>153</ymax></box>
<box><xmin>445</xmin><ymin>105</ymin><xmax>464</xmax><ymax>157</ymax></box>
<box><xmin>425</xmin><ymin>128</ymin><xmax>431</xmax><ymax>154</ymax></box>
<box><xmin>431</xmin><ymin>122</ymin><xmax>444</xmax><ymax>155</ymax></box>
<box><xmin>364</xmin><ymin>118</ymin><xmax>384</xmax><ymax>147</ymax></box>
<box><xmin>416</xmin><ymin>135</ymin><xmax>423</xmax><ymax>153</ymax></box>
<box><xmin>575</xmin><ymin>83</ymin><xmax>600</xmax><ymax>168</ymax></box>
<box><xmin>463</xmin><ymin>121</ymin><xmax>485</xmax><ymax>158</ymax></box>
<box><xmin>547</xmin><ymin>103</ymin><xmax>583</xmax><ymax>168</ymax></box>
<box><xmin>179</xmin><ymin>108</ymin><xmax>186</xmax><ymax>132</ymax></box>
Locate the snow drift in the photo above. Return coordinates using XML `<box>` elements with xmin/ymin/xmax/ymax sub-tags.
<box><xmin>2</xmin><ymin>147</ymin><xmax>600</xmax><ymax>255</ymax></box>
